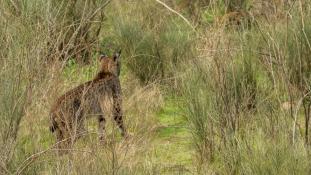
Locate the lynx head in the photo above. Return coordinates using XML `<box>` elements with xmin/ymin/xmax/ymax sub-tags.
<box><xmin>98</xmin><ymin>50</ymin><xmax>122</xmax><ymax>77</ymax></box>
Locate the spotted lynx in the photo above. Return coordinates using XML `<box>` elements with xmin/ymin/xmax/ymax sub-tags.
<box><xmin>49</xmin><ymin>50</ymin><xmax>127</xmax><ymax>153</ymax></box>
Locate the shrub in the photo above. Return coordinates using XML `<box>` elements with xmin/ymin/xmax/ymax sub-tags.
<box><xmin>105</xmin><ymin>0</ymin><xmax>196</xmax><ymax>83</ymax></box>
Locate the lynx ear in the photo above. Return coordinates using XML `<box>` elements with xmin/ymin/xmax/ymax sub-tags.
<box><xmin>99</xmin><ymin>53</ymin><xmax>108</xmax><ymax>61</ymax></box>
<box><xmin>114</xmin><ymin>49</ymin><xmax>122</xmax><ymax>76</ymax></box>
<box><xmin>113</xmin><ymin>49</ymin><xmax>121</xmax><ymax>61</ymax></box>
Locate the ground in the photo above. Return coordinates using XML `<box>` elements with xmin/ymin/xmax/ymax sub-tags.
<box><xmin>152</xmin><ymin>99</ymin><xmax>193</xmax><ymax>174</ymax></box>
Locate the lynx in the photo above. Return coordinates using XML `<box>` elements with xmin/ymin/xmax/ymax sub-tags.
<box><xmin>49</xmin><ymin>50</ymin><xmax>127</xmax><ymax>153</ymax></box>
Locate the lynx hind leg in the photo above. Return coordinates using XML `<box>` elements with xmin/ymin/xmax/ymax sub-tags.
<box><xmin>73</xmin><ymin>112</ymin><xmax>86</xmax><ymax>139</ymax></box>
<box><xmin>50</xmin><ymin>113</ymin><xmax>69</xmax><ymax>154</ymax></box>
<box><xmin>73</xmin><ymin>99</ymin><xmax>86</xmax><ymax>139</ymax></box>
<box><xmin>77</xmin><ymin>120</ymin><xmax>86</xmax><ymax>138</ymax></box>
<box><xmin>55</xmin><ymin>122</ymin><xmax>72</xmax><ymax>155</ymax></box>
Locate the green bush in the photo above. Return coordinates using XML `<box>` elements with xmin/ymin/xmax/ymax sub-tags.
<box><xmin>105</xmin><ymin>1</ymin><xmax>196</xmax><ymax>83</ymax></box>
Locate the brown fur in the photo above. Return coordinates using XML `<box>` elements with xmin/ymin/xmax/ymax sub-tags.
<box><xmin>217</xmin><ymin>11</ymin><xmax>252</xmax><ymax>28</ymax></box>
<box><xmin>49</xmin><ymin>51</ymin><xmax>126</xmax><ymax>153</ymax></box>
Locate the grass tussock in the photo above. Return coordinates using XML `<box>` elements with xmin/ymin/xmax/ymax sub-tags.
<box><xmin>2</xmin><ymin>0</ymin><xmax>311</xmax><ymax>174</ymax></box>
<box><xmin>181</xmin><ymin>1</ymin><xmax>311</xmax><ymax>174</ymax></box>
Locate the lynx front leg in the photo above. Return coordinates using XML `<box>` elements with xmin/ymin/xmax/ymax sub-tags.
<box><xmin>112</xmin><ymin>94</ymin><xmax>127</xmax><ymax>138</ymax></box>
<box><xmin>98</xmin><ymin>115</ymin><xmax>106</xmax><ymax>142</ymax></box>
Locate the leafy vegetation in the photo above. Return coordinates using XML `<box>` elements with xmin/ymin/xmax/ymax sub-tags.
<box><xmin>1</xmin><ymin>0</ymin><xmax>311</xmax><ymax>174</ymax></box>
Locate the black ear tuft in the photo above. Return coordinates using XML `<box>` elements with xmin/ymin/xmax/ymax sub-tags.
<box><xmin>113</xmin><ymin>49</ymin><xmax>121</xmax><ymax>61</ymax></box>
<box><xmin>99</xmin><ymin>53</ymin><xmax>108</xmax><ymax>61</ymax></box>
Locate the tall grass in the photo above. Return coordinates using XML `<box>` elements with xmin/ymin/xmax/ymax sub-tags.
<box><xmin>2</xmin><ymin>0</ymin><xmax>311</xmax><ymax>174</ymax></box>
<box><xmin>0</xmin><ymin>1</ymin><xmax>167</xmax><ymax>173</ymax></box>
<box><xmin>182</xmin><ymin>27</ymin><xmax>259</xmax><ymax>171</ymax></box>
<box><xmin>181</xmin><ymin>1</ymin><xmax>311</xmax><ymax>174</ymax></box>
<box><xmin>0</xmin><ymin>3</ymin><xmax>39</xmax><ymax>171</ymax></box>
<box><xmin>269</xmin><ymin>9</ymin><xmax>311</xmax><ymax>145</ymax></box>
<box><xmin>103</xmin><ymin>0</ymin><xmax>196</xmax><ymax>84</ymax></box>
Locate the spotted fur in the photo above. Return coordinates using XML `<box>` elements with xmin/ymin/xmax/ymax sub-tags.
<box><xmin>49</xmin><ymin>50</ymin><xmax>127</xmax><ymax>153</ymax></box>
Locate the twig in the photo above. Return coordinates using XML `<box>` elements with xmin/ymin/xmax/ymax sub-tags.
<box><xmin>155</xmin><ymin>0</ymin><xmax>196</xmax><ymax>31</ymax></box>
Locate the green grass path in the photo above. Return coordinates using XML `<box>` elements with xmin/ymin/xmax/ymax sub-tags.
<box><xmin>152</xmin><ymin>100</ymin><xmax>193</xmax><ymax>173</ymax></box>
